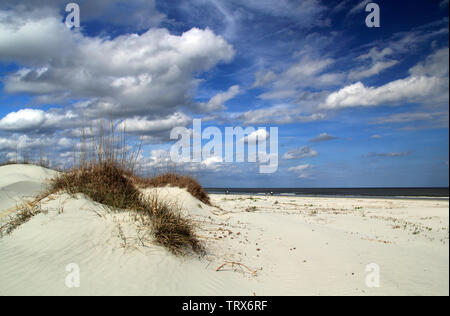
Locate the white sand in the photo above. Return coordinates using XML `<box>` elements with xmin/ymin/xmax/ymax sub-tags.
<box><xmin>0</xmin><ymin>164</ymin><xmax>57</xmax><ymax>218</ymax></box>
<box><xmin>0</xmin><ymin>165</ymin><xmax>448</xmax><ymax>296</ymax></box>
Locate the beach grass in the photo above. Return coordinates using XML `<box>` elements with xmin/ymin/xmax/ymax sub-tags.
<box><xmin>49</xmin><ymin>162</ymin><xmax>204</xmax><ymax>255</ymax></box>
<box><xmin>0</xmin><ymin>204</ymin><xmax>41</xmax><ymax>238</ymax></box>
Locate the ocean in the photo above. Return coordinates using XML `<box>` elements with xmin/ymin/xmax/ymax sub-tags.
<box><xmin>205</xmin><ymin>187</ymin><xmax>449</xmax><ymax>199</ymax></box>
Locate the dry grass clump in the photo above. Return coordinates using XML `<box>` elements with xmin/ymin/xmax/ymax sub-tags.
<box><xmin>0</xmin><ymin>205</ymin><xmax>41</xmax><ymax>238</ymax></box>
<box><xmin>138</xmin><ymin>197</ymin><xmax>204</xmax><ymax>255</ymax></box>
<box><xmin>137</xmin><ymin>173</ymin><xmax>211</xmax><ymax>205</ymax></box>
<box><xmin>50</xmin><ymin>163</ymin><xmax>140</xmax><ymax>210</ymax></box>
<box><xmin>49</xmin><ymin>162</ymin><xmax>203</xmax><ymax>256</ymax></box>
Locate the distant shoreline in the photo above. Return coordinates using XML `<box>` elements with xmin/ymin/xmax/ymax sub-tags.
<box><xmin>206</xmin><ymin>187</ymin><xmax>449</xmax><ymax>199</ymax></box>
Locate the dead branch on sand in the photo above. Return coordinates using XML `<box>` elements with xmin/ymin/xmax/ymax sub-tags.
<box><xmin>216</xmin><ymin>262</ymin><xmax>257</xmax><ymax>276</ymax></box>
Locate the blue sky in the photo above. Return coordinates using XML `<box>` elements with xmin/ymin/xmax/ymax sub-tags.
<box><xmin>0</xmin><ymin>0</ymin><xmax>448</xmax><ymax>187</ymax></box>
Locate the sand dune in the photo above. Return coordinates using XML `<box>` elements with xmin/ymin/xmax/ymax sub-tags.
<box><xmin>0</xmin><ymin>193</ymin><xmax>253</xmax><ymax>295</ymax></box>
<box><xmin>0</xmin><ymin>165</ymin><xmax>448</xmax><ymax>296</ymax></box>
<box><xmin>0</xmin><ymin>164</ymin><xmax>57</xmax><ymax>218</ymax></box>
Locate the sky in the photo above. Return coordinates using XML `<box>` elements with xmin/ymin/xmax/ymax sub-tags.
<box><xmin>0</xmin><ymin>0</ymin><xmax>448</xmax><ymax>188</ymax></box>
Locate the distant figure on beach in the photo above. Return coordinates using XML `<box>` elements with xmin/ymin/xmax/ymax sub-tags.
<box><xmin>226</xmin><ymin>189</ymin><xmax>229</xmax><ymax>195</ymax></box>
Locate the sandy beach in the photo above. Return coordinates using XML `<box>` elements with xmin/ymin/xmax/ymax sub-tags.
<box><xmin>0</xmin><ymin>165</ymin><xmax>448</xmax><ymax>296</ymax></box>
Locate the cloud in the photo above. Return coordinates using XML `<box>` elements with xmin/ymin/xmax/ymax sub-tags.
<box><xmin>331</xmin><ymin>0</ymin><xmax>353</xmax><ymax>14</ymax></box>
<box><xmin>260</xmin><ymin>56</ymin><xmax>344</xmax><ymax>100</ymax></box>
<box><xmin>371</xmin><ymin>134</ymin><xmax>382</xmax><ymax>139</ymax></box>
<box><xmin>197</xmin><ymin>85</ymin><xmax>240</xmax><ymax>112</ymax></box>
<box><xmin>0</xmin><ymin>0</ymin><xmax>166</xmax><ymax>32</ymax></box>
<box><xmin>0</xmin><ymin>134</ymin><xmax>74</xmax><ymax>153</ymax></box>
<box><xmin>249</xmin><ymin>54</ymin><xmax>345</xmax><ymax>108</ymax></box>
<box><xmin>140</xmin><ymin>148</ymin><xmax>226</xmax><ymax>172</ymax></box>
<box><xmin>342</xmin><ymin>21</ymin><xmax>448</xmax><ymax>83</ymax></box>
<box><xmin>246</xmin><ymin>24</ymin><xmax>450</xmax><ymax>116</ymax></box>
<box><xmin>321</xmin><ymin>48</ymin><xmax>449</xmax><ymax>110</ymax></box>
<box><xmin>288</xmin><ymin>163</ymin><xmax>314</xmax><ymax>178</ymax></box>
<box><xmin>310</xmin><ymin>133</ymin><xmax>338</xmax><ymax>143</ymax></box>
<box><xmin>116</xmin><ymin>112</ymin><xmax>191</xmax><ymax>135</ymax></box>
<box><xmin>349</xmin><ymin>46</ymin><xmax>398</xmax><ymax>79</ymax></box>
<box><xmin>241</xmin><ymin>129</ymin><xmax>269</xmax><ymax>143</ymax></box>
<box><xmin>348</xmin><ymin>0</ymin><xmax>371</xmax><ymax>16</ymax></box>
<box><xmin>366</xmin><ymin>152</ymin><xmax>411</xmax><ymax>158</ymax></box>
<box><xmin>409</xmin><ymin>47</ymin><xmax>449</xmax><ymax>78</ymax></box>
<box><xmin>372</xmin><ymin>111</ymin><xmax>448</xmax><ymax>124</ymax></box>
<box><xmin>348</xmin><ymin>60</ymin><xmax>399</xmax><ymax>80</ymax></box>
<box><xmin>252</xmin><ymin>70</ymin><xmax>277</xmax><ymax>88</ymax></box>
<box><xmin>357</xmin><ymin>47</ymin><xmax>394</xmax><ymax>62</ymax></box>
<box><xmin>0</xmin><ymin>108</ymin><xmax>192</xmax><ymax>145</ymax></box>
<box><xmin>0</xmin><ymin>1</ymin><xmax>447</xmax><ymax>184</ymax></box>
<box><xmin>234</xmin><ymin>105</ymin><xmax>327</xmax><ymax>126</ymax></box>
<box><xmin>288</xmin><ymin>164</ymin><xmax>311</xmax><ymax>172</ymax></box>
<box><xmin>163</xmin><ymin>0</ymin><xmax>328</xmax><ymax>47</ymax></box>
<box><xmin>231</xmin><ymin>0</ymin><xmax>327</xmax><ymax>24</ymax></box>
<box><xmin>283</xmin><ymin>146</ymin><xmax>318</xmax><ymax>159</ymax></box>
<box><xmin>320</xmin><ymin>77</ymin><xmax>446</xmax><ymax>109</ymax></box>
<box><xmin>0</xmin><ymin>109</ymin><xmax>78</xmax><ymax>133</ymax></box>
<box><xmin>364</xmin><ymin>20</ymin><xmax>449</xmax><ymax>58</ymax></box>
<box><xmin>0</xmin><ymin>10</ymin><xmax>235</xmax><ymax>118</ymax></box>
<box><xmin>348</xmin><ymin>21</ymin><xmax>448</xmax><ymax>85</ymax></box>
<box><xmin>201</xmin><ymin>155</ymin><xmax>224</xmax><ymax>170</ymax></box>
<box><xmin>0</xmin><ymin>109</ymin><xmax>45</xmax><ymax>132</ymax></box>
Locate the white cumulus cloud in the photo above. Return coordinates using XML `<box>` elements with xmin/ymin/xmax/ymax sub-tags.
<box><xmin>0</xmin><ymin>109</ymin><xmax>77</xmax><ymax>132</ymax></box>
<box><xmin>321</xmin><ymin>48</ymin><xmax>449</xmax><ymax>110</ymax></box>
<box><xmin>0</xmin><ymin>10</ymin><xmax>235</xmax><ymax>118</ymax></box>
